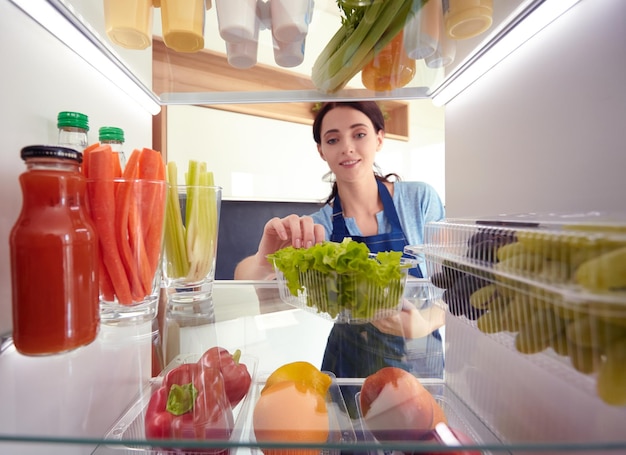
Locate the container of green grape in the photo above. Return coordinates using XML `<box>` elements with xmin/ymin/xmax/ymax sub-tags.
<box><xmin>414</xmin><ymin>212</ymin><xmax>626</xmax><ymax>407</ymax></box>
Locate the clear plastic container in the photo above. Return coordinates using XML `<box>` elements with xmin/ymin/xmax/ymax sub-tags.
<box><xmin>248</xmin><ymin>371</ymin><xmax>356</xmax><ymax>455</ymax></box>
<box><xmin>361</xmin><ymin>32</ymin><xmax>416</xmax><ymax>92</ymax></box>
<box><xmin>274</xmin><ymin>256</ymin><xmax>416</xmax><ymax>324</ymax></box>
<box><xmin>269</xmin><ymin>0</ymin><xmax>313</xmax><ymax>44</ymax></box>
<box><xmin>99</xmin><ymin>352</ymin><xmax>258</xmax><ymax>454</ymax></box>
<box><xmin>444</xmin><ymin>0</ymin><xmax>493</xmax><ymax>40</ymax></box>
<box><xmin>103</xmin><ymin>0</ymin><xmax>153</xmax><ymax>50</ymax></box>
<box><xmin>355</xmin><ymin>382</ymin><xmax>503</xmax><ymax>453</ymax></box>
<box><xmin>160</xmin><ymin>0</ymin><xmax>209</xmax><ymax>53</ymax></box>
<box><xmin>409</xmin><ymin>212</ymin><xmax>626</xmax><ymax>407</ymax></box>
<box><xmin>215</xmin><ymin>0</ymin><xmax>258</xmax><ymax>43</ymax></box>
<box><xmin>272</xmin><ymin>36</ymin><xmax>305</xmax><ymax>68</ymax></box>
<box><xmin>403</xmin><ymin>0</ymin><xmax>442</xmax><ymax>60</ymax></box>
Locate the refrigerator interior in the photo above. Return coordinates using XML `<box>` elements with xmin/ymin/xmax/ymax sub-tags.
<box><xmin>1</xmin><ymin>0</ymin><xmax>626</xmax><ymax>453</ymax></box>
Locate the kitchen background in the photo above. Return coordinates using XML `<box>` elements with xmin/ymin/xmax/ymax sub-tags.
<box><xmin>1</xmin><ymin>0</ymin><xmax>625</xmax><ymax>453</ymax></box>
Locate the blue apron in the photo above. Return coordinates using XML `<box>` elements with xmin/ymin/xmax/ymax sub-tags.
<box><xmin>320</xmin><ymin>181</ymin><xmax>443</xmax><ymax>415</ymax></box>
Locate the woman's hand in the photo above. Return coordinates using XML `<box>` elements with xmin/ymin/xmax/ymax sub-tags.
<box><xmin>234</xmin><ymin>215</ymin><xmax>325</xmax><ymax>280</ymax></box>
<box><xmin>371</xmin><ymin>301</ymin><xmax>445</xmax><ymax>339</ymax></box>
<box><xmin>257</xmin><ymin>214</ymin><xmax>325</xmax><ymax>258</ymax></box>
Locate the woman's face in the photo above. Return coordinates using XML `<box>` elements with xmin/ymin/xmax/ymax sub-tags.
<box><xmin>317</xmin><ymin>106</ymin><xmax>384</xmax><ymax>183</ymax></box>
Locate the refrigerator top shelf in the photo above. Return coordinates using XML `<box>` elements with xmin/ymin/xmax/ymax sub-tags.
<box><xmin>14</xmin><ymin>0</ymin><xmax>559</xmax><ymax>106</ymax></box>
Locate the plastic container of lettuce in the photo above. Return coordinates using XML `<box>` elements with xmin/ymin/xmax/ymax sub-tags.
<box><xmin>270</xmin><ymin>239</ymin><xmax>417</xmax><ymax>324</ymax></box>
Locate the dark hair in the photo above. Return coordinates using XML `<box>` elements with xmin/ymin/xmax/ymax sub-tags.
<box><xmin>312</xmin><ymin>101</ymin><xmax>385</xmax><ymax>145</ymax></box>
<box><xmin>312</xmin><ymin>101</ymin><xmax>400</xmax><ymax>205</ymax></box>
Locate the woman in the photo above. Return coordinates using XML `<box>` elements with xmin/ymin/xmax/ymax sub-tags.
<box><xmin>234</xmin><ymin>101</ymin><xmax>445</xmax><ymax>388</ymax></box>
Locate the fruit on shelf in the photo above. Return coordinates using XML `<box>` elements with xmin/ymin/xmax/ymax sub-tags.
<box><xmin>427</xmin><ymin>220</ymin><xmax>626</xmax><ymax>406</ymax></box>
<box><xmin>597</xmin><ymin>336</ymin><xmax>626</xmax><ymax>406</ymax></box>
<box><xmin>261</xmin><ymin>361</ymin><xmax>332</xmax><ymax>398</ymax></box>
<box><xmin>361</xmin><ymin>32</ymin><xmax>416</xmax><ymax>92</ymax></box>
<box><xmin>253</xmin><ymin>380</ymin><xmax>329</xmax><ymax>455</ymax></box>
<box><xmin>575</xmin><ymin>246</ymin><xmax>626</xmax><ymax>292</ymax></box>
<box><xmin>253</xmin><ymin>362</ymin><xmax>331</xmax><ymax>455</ymax></box>
<box><xmin>359</xmin><ymin>367</ymin><xmax>447</xmax><ymax>443</ymax></box>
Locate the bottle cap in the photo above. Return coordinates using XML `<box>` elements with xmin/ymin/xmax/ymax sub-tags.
<box><xmin>21</xmin><ymin>145</ymin><xmax>82</xmax><ymax>163</ymax></box>
<box><xmin>99</xmin><ymin>126</ymin><xmax>125</xmax><ymax>143</ymax></box>
<box><xmin>57</xmin><ymin>111</ymin><xmax>89</xmax><ymax>131</ymax></box>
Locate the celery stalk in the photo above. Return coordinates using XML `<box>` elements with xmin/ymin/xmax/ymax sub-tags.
<box><xmin>184</xmin><ymin>161</ymin><xmax>218</xmax><ymax>282</ymax></box>
<box><xmin>312</xmin><ymin>0</ymin><xmax>386</xmax><ymax>86</ymax></box>
<box><xmin>165</xmin><ymin>161</ymin><xmax>190</xmax><ymax>278</ymax></box>
<box><xmin>312</xmin><ymin>0</ymin><xmax>421</xmax><ymax>93</ymax></box>
<box><xmin>165</xmin><ymin>160</ymin><xmax>219</xmax><ymax>283</ymax></box>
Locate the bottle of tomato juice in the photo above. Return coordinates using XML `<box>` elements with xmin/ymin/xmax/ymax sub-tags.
<box><xmin>10</xmin><ymin>145</ymin><xmax>100</xmax><ymax>356</ymax></box>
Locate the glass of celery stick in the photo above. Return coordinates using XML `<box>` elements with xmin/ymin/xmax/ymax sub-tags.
<box><xmin>162</xmin><ymin>180</ymin><xmax>222</xmax><ymax>325</ymax></box>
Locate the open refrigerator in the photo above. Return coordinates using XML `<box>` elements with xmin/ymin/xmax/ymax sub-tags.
<box><xmin>1</xmin><ymin>0</ymin><xmax>625</xmax><ymax>454</ymax></box>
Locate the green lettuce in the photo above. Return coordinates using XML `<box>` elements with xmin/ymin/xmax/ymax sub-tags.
<box><xmin>268</xmin><ymin>238</ymin><xmax>410</xmax><ymax>320</ymax></box>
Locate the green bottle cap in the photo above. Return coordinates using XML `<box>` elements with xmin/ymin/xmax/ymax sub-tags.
<box><xmin>57</xmin><ymin>111</ymin><xmax>89</xmax><ymax>131</ymax></box>
<box><xmin>99</xmin><ymin>126</ymin><xmax>125</xmax><ymax>143</ymax></box>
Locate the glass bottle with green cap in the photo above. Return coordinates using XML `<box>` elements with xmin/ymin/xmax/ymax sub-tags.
<box><xmin>57</xmin><ymin>111</ymin><xmax>89</xmax><ymax>152</ymax></box>
<box><xmin>99</xmin><ymin>126</ymin><xmax>127</xmax><ymax>169</ymax></box>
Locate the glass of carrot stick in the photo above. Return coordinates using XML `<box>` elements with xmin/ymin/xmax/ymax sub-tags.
<box><xmin>84</xmin><ymin>144</ymin><xmax>168</xmax><ymax>325</ymax></box>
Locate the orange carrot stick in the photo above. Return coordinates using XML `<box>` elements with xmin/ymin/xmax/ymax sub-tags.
<box><xmin>82</xmin><ymin>142</ymin><xmax>101</xmax><ymax>178</ymax></box>
<box><xmin>115</xmin><ymin>151</ymin><xmax>146</xmax><ymax>302</ymax></box>
<box><xmin>128</xmin><ymin>178</ymin><xmax>154</xmax><ymax>297</ymax></box>
<box><xmin>98</xmin><ymin>243</ymin><xmax>116</xmax><ymax>302</ymax></box>
<box><xmin>138</xmin><ymin>149</ymin><xmax>167</xmax><ymax>291</ymax></box>
<box><xmin>87</xmin><ymin>146</ymin><xmax>133</xmax><ymax>304</ymax></box>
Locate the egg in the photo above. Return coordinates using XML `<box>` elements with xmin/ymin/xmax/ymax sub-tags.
<box><xmin>253</xmin><ymin>380</ymin><xmax>329</xmax><ymax>455</ymax></box>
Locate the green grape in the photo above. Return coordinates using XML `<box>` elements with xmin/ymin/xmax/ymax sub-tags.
<box><xmin>549</xmin><ymin>330</ymin><xmax>570</xmax><ymax>356</ymax></box>
<box><xmin>501</xmin><ymin>294</ymin><xmax>536</xmax><ymax>332</ymax></box>
<box><xmin>551</xmin><ymin>301</ymin><xmax>589</xmax><ymax>321</ymax></box>
<box><xmin>596</xmin><ymin>336</ymin><xmax>626</xmax><ymax>406</ymax></box>
<box><xmin>567</xmin><ymin>341</ymin><xmax>602</xmax><ymax>374</ymax></box>
<box><xmin>575</xmin><ymin>246</ymin><xmax>626</xmax><ymax>292</ymax></box>
<box><xmin>566</xmin><ymin>315</ymin><xmax>626</xmax><ymax>349</ymax></box>
<box><xmin>476</xmin><ymin>307</ymin><xmax>507</xmax><ymax>334</ymax></box>
<box><xmin>496</xmin><ymin>241</ymin><xmax>528</xmax><ymax>262</ymax></box>
<box><xmin>469</xmin><ymin>284</ymin><xmax>498</xmax><ymax>309</ymax></box>
<box><xmin>496</xmin><ymin>253</ymin><xmax>546</xmax><ymax>274</ymax></box>
<box><xmin>514</xmin><ymin>308</ymin><xmax>565</xmax><ymax>354</ymax></box>
<box><xmin>537</xmin><ymin>260</ymin><xmax>571</xmax><ymax>283</ymax></box>
<box><xmin>517</xmin><ymin>231</ymin><xmax>572</xmax><ymax>261</ymax></box>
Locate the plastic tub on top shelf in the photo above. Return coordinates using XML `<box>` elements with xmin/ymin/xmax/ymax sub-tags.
<box><xmin>406</xmin><ymin>212</ymin><xmax>626</xmax><ymax>408</ymax></box>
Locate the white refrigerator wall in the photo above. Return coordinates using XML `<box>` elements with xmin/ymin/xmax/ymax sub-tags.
<box><xmin>443</xmin><ymin>0</ymin><xmax>626</xmax><ymax>446</ymax></box>
<box><xmin>0</xmin><ymin>1</ymin><xmax>153</xmax><ymax>338</ymax></box>
<box><xmin>0</xmin><ymin>5</ymin><xmax>155</xmax><ymax>453</ymax></box>
<box><xmin>445</xmin><ymin>0</ymin><xmax>626</xmax><ymax>218</ymax></box>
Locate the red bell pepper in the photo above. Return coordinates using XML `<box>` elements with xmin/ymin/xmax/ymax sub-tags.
<box><xmin>145</xmin><ymin>362</ymin><xmax>234</xmax><ymax>454</ymax></box>
<box><xmin>198</xmin><ymin>347</ymin><xmax>252</xmax><ymax>408</ymax></box>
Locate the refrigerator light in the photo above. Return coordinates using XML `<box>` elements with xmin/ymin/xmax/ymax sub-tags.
<box><xmin>9</xmin><ymin>0</ymin><xmax>161</xmax><ymax>115</ymax></box>
<box><xmin>432</xmin><ymin>0</ymin><xmax>582</xmax><ymax>106</ymax></box>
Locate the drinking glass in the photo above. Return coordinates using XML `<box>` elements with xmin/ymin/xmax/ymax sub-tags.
<box><xmin>86</xmin><ymin>178</ymin><xmax>168</xmax><ymax>325</ymax></box>
<box><xmin>162</xmin><ymin>184</ymin><xmax>222</xmax><ymax>308</ymax></box>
